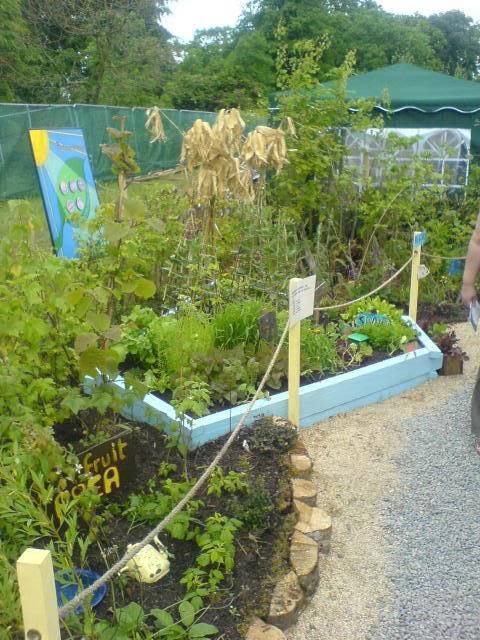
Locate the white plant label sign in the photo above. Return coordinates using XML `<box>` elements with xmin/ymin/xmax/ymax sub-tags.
<box><xmin>289</xmin><ymin>275</ymin><xmax>316</xmax><ymax>327</ymax></box>
<box><xmin>418</xmin><ymin>264</ymin><xmax>430</xmax><ymax>280</ymax></box>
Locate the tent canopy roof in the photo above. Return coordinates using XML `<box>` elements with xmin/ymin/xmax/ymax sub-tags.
<box><xmin>322</xmin><ymin>63</ymin><xmax>480</xmax><ymax>113</ymax></box>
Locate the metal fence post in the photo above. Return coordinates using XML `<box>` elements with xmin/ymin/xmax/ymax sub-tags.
<box><xmin>17</xmin><ymin>548</ymin><xmax>61</xmax><ymax>640</ymax></box>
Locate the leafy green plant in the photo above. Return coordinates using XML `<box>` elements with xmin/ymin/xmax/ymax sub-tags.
<box><xmin>172</xmin><ymin>380</ymin><xmax>212</xmax><ymax>418</ymax></box>
<box><xmin>341</xmin><ymin>297</ymin><xmax>405</xmax><ymax>324</ymax></box>
<box><xmin>151</xmin><ymin>597</ymin><xmax>218</xmax><ymax>639</ymax></box>
<box><xmin>94</xmin><ymin>602</ymin><xmax>147</xmax><ymax>640</ymax></box>
<box><xmin>123</xmin><ymin>479</ymin><xmax>203</xmax><ymax>541</ymax></box>
<box><xmin>229</xmin><ymin>484</ymin><xmax>275</xmax><ymax>532</ymax></box>
<box><xmin>181</xmin><ymin>513</ymin><xmax>242</xmax><ymax>597</ymax></box>
<box><xmin>356</xmin><ymin>321</ymin><xmax>416</xmax><ymax>353</ymax></box>
<box><xmin>207</xmin><ymin>467</ymin><xmax>248</xmax><ymax>498</ymax></box>
<box><xmin>300</xmin><ymin>321</ymin><xmax>342</xmax><ymax>376</ymax></box>
<box><xmin>340</xmin><ymin>297</ymin><xmax>417</xmax><ymax>353</ymax></box>
<box><xmin>213</xmin><ymin>299</ymin><xmax>266</xmax><ymax>349</ymax></box>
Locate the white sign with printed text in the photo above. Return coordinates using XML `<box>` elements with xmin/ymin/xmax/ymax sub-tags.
<box><xmin>289</xmin><ymin>275</ymin><xmax>317</xmax><ymax>327</ymax></box>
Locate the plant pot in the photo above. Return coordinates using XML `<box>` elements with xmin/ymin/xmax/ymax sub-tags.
<box><xmin>439</xmin><ymin>354</ymin><xmax>464</xmax><ymax>376</ymax></box>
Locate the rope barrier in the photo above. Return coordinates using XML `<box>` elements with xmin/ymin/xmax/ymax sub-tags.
<box><xmin>59</xmin><ymin>320</ymin><xmax>290</xmax><ymax>618</ymax></box>
<box><xmin>422</xmin><ymin>252</ymin><xmax>467</xmax><ymax>261</ymax></box>
<box><xmin>313</xmin><ymin>256</ymin><xmax>413</xmax><ymax>312</ymax></box>
<box><xmin>59</xmin><ymin>254</ymin><xmax>415</xmax><ymax>618</ymax></box>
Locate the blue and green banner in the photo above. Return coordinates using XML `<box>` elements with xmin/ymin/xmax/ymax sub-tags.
<box><xmin>29</xmin><ymin>128</ymin><xmax>99</xmax><ymax>258</ymax></box>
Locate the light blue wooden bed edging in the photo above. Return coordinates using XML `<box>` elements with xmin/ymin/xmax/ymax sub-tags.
<box><xmin>108</xmin><ymin>318</ymin><xmax>443</xmax><ymax>449</ymax></box>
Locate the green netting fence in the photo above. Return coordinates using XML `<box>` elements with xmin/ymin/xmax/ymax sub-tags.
<box><xmin>0</xmin><ymin>103</ymin><xmax>217</xmax><ymax>200</ymax></box>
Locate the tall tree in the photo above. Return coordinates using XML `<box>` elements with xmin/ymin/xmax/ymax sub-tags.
<box><xmin>163</xmin><ymin>28</ymin><xmax>275</xmax><ymax>110</ymax></box>
<box><xmin>0</xmin><ymin>0</ymin><xmax>36</xmax><ymax>101</ymax></box>
<box><xmin>428</xmin><ymin>11</ymin><xmax>480</xmax><ymax>78</ymax></box>
<box><xmin>20</xmin><ymin>0</ymin><xmax>175</xmax><ymax>104</ymax></box>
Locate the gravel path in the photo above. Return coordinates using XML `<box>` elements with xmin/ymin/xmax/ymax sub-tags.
<box><xmin>287</xmin><ymin>323</ymin><xmax>480</xmax><ymax>640</ymax></box>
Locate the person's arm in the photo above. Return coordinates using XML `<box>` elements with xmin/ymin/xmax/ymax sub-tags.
<box><xmin>462</xmin><ymin>210</ymin><xmax>480</xmax><ymax>305</ymax></box>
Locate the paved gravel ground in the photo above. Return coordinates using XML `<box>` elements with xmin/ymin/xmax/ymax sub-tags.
<box><xmin>287</xmin><ymin>323</ymin><xmax>480</xmax><ymax>640</ymax></box>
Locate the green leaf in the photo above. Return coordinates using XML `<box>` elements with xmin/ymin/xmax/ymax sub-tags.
<box><xmin>104</xmin><ymin>221</ymin><xmax>132</xmax><ymax>243</ymax></box>
<box><xmin>179</xmin><ymin>600</ymin><xmax>195</xmax><ymax>628</ymax></box>
<box><xmin>123</xmin><ymin>370</ymin><xmax>149</xmax><ymax>398</ymax></box>
<box><xmin>79</xmin><ymin>346</ymin><xmax>121</xmax><ymax>377</ymax></box>
<box><xmin>75</xmin><ymin>295</ymin><xmax>92</xmax><ymax>318</ymax></box>
<box><xmin>114</xmin><ymin>602</ymin><xmax>144</xmax><ymax>632</ymax></box>
<box><xmin>157</xmin><ymin>624</ymin><xmax>185</xmax><ymax>638</ymax></box>
<box><xmin>92</xmin><ymin>287</ymin><xmax>110</xmax><ymax>305</ymax></box>
<box><xmin>67</xmin><ymin>287</ymin><xmax>85</xmax><ymax>306</ymax></box>
<box><xmin>134</xmin><ymin>277</ymin><xmax>157</xmax><ymax>299</ymax></box>
<box><xmin>120</xmin><ymin>279</ymin><xmax>138</xmax><ymax>294</ymax></box>
<box><xmin>74</xmin><ymin>332</ymin><xmax>98</xmax><ymax>354</ymax></box>
<box><xmin>86</xmin><ymin>311</ymin><xmax>111</xmax><ymax>333</ymax></box>
<box><xmin>94</xmin><ymin>622</ymin><xmax>123</xmax><ymax>640</ymax></box>
<box><xmin>61</xmin><ymin>390</ymin><xmax>88</xmax><ymax>415</ymax></box>
<box><xmin>104</xmin><ymin>325</ymin><xmax>122</xmax><ymax>341</ymax></box>
<box><xmin>190</xmin><ymin>596</ymin><xmax>203</xmax><ymax>613</ymax></box>
<box><xmin>151</xmin><ymin>608</ymin><xmax>174</xmax><ymax>629</ymax></box>
<box><xmin>125</xmin><ymin>197</ymin><xmax>147</xmax><ymax>221</ymax></box>
<box><xmin>188</xmin><ymin>623</ymin><xmax>219</xmax><ymax>638</ymax></box>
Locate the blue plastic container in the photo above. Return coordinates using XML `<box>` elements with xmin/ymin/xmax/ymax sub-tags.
<box><xmin>55</xmin><ymin>568</ymin><xmax>107</xmax><ymax>614</ymax></box>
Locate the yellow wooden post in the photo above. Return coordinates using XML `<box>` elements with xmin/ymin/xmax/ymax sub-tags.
<box><xmin>17</xmin><ymin>548</ymin><xmax>61</xmax><ymax>640</ymax></box>
<box><xmin>288</xmin><ymin>278</ymin><xmax>302</xmax><ymax>427</ymax></box>
<box><xmin>409</xmin><ymin>232</ymin><xmax>423</xmax><ymax>322</ymax></box>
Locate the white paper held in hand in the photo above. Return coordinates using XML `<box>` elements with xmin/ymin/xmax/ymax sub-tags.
<box><xmin>289</xmin><ymin>275</ymin><xmax>316</xmax><ymax>327</ymax></box>
<box><xmin>469</xmin><ymin>299</ymin><xmax>480</xmax><ymax>332</ymax></box>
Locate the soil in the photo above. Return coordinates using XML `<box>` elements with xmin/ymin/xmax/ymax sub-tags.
<box><xmin>55</xmin><ymin>418</ymin><xmax>295</xmax><ymax>639</ymax></box>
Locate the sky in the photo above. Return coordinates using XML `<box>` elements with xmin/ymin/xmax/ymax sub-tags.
<box><xmin>162</xmin><ymin>0</ymin><xmax>480</xmax><ymax>42</ymax></box>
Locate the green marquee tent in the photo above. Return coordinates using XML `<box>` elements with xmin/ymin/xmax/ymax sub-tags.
<box><xmin>326</xmin><ymin>63</ymin><xmax>480</xmax><ymax>162</ymax></box>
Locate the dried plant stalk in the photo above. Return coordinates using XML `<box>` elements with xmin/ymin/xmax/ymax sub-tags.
<box><xmin>145</xmin><ymin>106</ymin><xmax>167</xmax><ymax>143</ymax></box>
<box><xmin>242</xmin><ymin>126</ymin><xmax>289</xmax><ymax>173</ymax></box>
<box><xmin>179</xmin><ymin>108</ymin><xmax>291</xmax><ymax>241</ymax></box>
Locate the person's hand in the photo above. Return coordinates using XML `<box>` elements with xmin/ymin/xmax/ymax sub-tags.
<box><xmin>461</xmin><ymin>282</ymin><xmax>477</xmax><ymax>306</ymax></box>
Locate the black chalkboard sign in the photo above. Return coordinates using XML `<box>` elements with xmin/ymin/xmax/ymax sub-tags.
<box><xmin>53</xmin><ymin>429</ymin><xmax>135</xmax><ymax>521</ymax></box>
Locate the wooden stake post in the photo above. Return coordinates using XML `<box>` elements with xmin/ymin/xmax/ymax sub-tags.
<box><xmin>409</xmin><ymin>231</ymin><xmax>426</xmax><ymax>322</ymax></box>
<box><xmin>288</xmin><ymin>279</ymin><xmax>302</xmax><ymax>426</ymax></box>
<box><xmin>17</xmin><ymin>548</ymin><xmax>61</xmax><ymax>640</ymax></box>
<box><xmin>288</xmin><ymin>276</ymin><xmax>316</xmax><ymax>427</ymax></box>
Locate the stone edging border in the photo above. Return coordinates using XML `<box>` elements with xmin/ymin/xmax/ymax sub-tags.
<box><xmin>245</xmin><ymin>419</ymin><xmax>332</xmax><ymax>639</ymax></box>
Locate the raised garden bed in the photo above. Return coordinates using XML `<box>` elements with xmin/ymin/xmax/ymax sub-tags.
<box><xmin>110</xmin><ymin>318</ymin><xmax>442</xmax><ymax>449</ymax></box>
<box><xmin>51</xmin><ymin>416</ymin><xmax>296</xmax><ymax>640</ymax></box>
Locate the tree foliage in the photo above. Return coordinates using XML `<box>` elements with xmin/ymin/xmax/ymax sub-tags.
<box><xmin>0</xmin><ymin>0</ymin><xmax>479</xmax><ymax>110</ymax></box>
<box><xmin>3</xmin><ymin>0</ymin><xmax>174</xmax><ymax>105</ymax></box>
<box><xmin>164</xmin><ymin>1</ymin><xmax>480</xmax><ymax>111</ymax></box>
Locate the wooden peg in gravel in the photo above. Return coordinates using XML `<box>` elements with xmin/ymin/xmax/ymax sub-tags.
<box><xmin>290</xmin><ymin>454</ymin><xmax>313</xmax><ymax>479</ymax></box>
<box><xmin>294</xmin><ymin>500</ymin><xmax>332</xmax><ymax>543</ymax></box>
<box><xmin>267</xmin><ymin>571</ymin><xmax>304</xmax><ymax>629</ymax></box>
<box><xmin>289</xmin><ymin>530</ymin><xmax>319</xmax><ymax>595</ymax></box>
<box><xmin>291</xmin><ymin>478</ymin><xmax>317</xmax><ymax>506</ymax></box>
<box><xmin>246</xmin><ymin>616</ymin><xmax>287</xmax><ymax>639</ymax></box>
